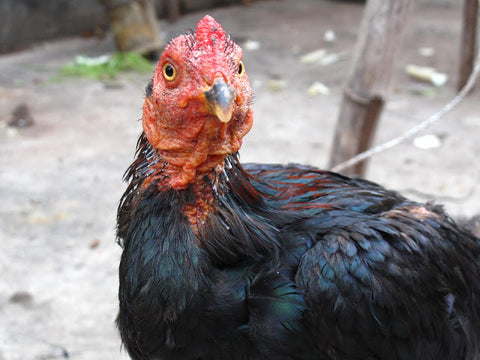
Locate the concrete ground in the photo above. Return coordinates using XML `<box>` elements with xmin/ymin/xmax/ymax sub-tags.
<box><xmin>0</xmin><ymin>0</ymin><xmax>479</xmax><ymax>359</ymax></box>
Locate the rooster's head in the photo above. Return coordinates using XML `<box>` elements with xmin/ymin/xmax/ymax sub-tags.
<box><xmin>142</xmin><ymin>15</ymin><xmax>253</xmax><ymax>190</ymax></box>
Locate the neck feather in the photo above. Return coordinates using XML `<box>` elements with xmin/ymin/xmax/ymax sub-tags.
<box><xmin>118</xmin><ymin>134</ymin><xmax>288</xmax><ymax>266</ymax></box>
<box><xmin>119</xmin><ymin>133</ymin><xmax>252</xmax><ymax>232</ymax></box>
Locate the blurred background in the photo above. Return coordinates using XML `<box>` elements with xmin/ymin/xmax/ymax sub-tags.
<box><xmin>0</xmin><ymin>0</ymin><xmax>479</xmax><ymax>359</ymax></box>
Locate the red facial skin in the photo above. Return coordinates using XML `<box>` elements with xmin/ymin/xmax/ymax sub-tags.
<box><xmin>142</xmin><ymin>15</ymin><xmax>254</xmax><ymax>191</ymax></box>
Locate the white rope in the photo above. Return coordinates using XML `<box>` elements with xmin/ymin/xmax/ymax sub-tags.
<box><xmin>331</xmin><ymin>49</ymin><xmax>480</xmax><ymax>173</ymax></box>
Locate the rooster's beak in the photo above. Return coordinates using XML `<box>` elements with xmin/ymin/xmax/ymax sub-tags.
<box><xmin>203</xmin><ymin>77</ymin><xmax>235</xmax><ymax>123</ymax></box>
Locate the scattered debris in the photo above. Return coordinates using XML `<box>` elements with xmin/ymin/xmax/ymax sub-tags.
<box><xmin>413</xmin><ymin>134</ymin><xmax>442</xmax><ymax>149</ymax></box>
<box><xmin>243</xmin><ymin>39</ymin><xmax>261</xmax><ymax>51</ymax></box>
<box><xmin>8</xmin><ymin>103</ymin><xmax>34</xmax><ymax>128</ymax></box>
<box><xmin>418</xmin><ymin>47</ymin><xmax>435</xmax><ymax>58</ymax></box>
<box><xmin>299</xmin><ymin>49</ymin><xmax>345</xmax><ymax>66</ymax></box>
<box><xmin>307</xmin><ymin>81</ymin><xmax>331</xmax><ymax>96</ymax></box>
<box><xmin>409</xmin><ymin>83</ymin><xmax>437</xmax><ymax>98</ymax></box>
<box><xmin>406</xmin><ymin>64</ymin><xmax>448</xmax><ymax>87</ymax></box>
<box><xmin>323</xmin><ymin>29</ymin><xmax>336</xmax><ymax>43</ymax></box>
<box><xmin>74</xmin><ymin>54</ymin><xmax>110</xmax><ymax>66</ymax></box>
<box><xmin>9</xmin><ymin>291</ymin><xmax>34</xmax><ymax>307</ymax></box>
<box><xmin>299</xmin><ymin>49</ymin><xmax>327</xmax><ymax>64</ymax></box>
<box><xmin>267</xmin><ymin>79</ymin><xmax>287</xmax><ymax>92</ymax></box>
<box><xmin>319</xmin><ymin>53</ymin><xmax>344</xmax><ymax>66</ymax></box>
<box><xmin>90</xmin><ymin>238</ymin><xmax>101</xmax><ymax>249</ymax></box>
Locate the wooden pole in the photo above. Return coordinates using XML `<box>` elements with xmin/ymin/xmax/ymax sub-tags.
<box><xmin>166</xmin><ymin>0</ymin><xmax>181</xmax><ymax>23</ymax></box>
<box><xmin>457</xmin><ymin>0</ymin><xmax>478</xmax><ymax>92</ymax></box>
<box><xmin>329</xmin><ymin>0</ymin><xmax>415</xmax><ymax>177</ymax></box>
<box><xmin>100</xmin><ymin>0</ymin><xmax>164</xmax><ymax>55</ymax></box>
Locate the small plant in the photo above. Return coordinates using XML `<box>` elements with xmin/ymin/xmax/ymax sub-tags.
<box><xmin>60</xmin><ymin>52</ymin><xmax>155</xmax><ymax>80</ymax></box>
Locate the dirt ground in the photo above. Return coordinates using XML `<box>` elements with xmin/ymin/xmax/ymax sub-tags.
<box><xmin>0</xmin><ymin>0</ymin><xmax>479</xmax><ymax>359</ymax></box>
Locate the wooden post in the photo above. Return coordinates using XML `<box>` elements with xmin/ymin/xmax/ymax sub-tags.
<box><xmin>329</xmin><ymin>0</ymin><xmax>415</xmax><ymax>177</ymax></box>
<box><xmin>166</xmin><ymin>0</ymin><xmax>181</xmax><ymax>23</ymax></box>
<box><xmin>458</xmin><ymin>0</ymin><xmax>478</xmax><ymax>92</ymax></box>
<box><xmin>100</xmin><ymin>0</ymin><xmax>164</xmax><ymax>55</ymax></box>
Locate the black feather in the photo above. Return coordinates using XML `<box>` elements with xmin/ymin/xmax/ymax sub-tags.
<box><xmin>117</xmin><ymin>138</ymin><xmax>480</xmax><ymax>360</ymax></box>
<box><xmin>145</xmin><ymin>79</ymin><xmax>153</xmax><ymax>97</ymax></box>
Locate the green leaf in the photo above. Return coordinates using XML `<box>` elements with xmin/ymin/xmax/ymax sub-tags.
<box><xmin>59</xmin><ymin>52</ymin><xmax>155</xmax><ymax>80</ymax></box>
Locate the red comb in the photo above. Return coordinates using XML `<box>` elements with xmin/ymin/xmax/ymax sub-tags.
<box><xmin>195</xmin><ymin>15</ymin><xmax>226</xmax><ymax>48</ymax></box>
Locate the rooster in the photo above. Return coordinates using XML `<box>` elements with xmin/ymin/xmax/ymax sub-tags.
<box><xmin>117</xmin><ymin>15</ymin><xmax>480</xmax><ymax>360</ymax></box>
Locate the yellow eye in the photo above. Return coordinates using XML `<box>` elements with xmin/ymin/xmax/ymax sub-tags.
<box><xmin>162</xmin><ymin>62</ymin><xmax>177</xmax><ymax>81</ymax></box>
<box><xmin>238</xmin><ymin>61</ymin><xmax>245</xmax><ymax>76</ymax></box>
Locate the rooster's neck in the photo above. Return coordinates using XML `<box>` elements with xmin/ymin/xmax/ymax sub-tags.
<box><xmin>125</xmin><ymin>134</ymin><xmax>266</xmax><ymax>237</ymax></box>
<box><xmin>150</xmin><ymin>153</ymin><xmax>228</xmax><ymax>191</ymax></box>
<box><xmin>132</xmin><ymin>134</ymin><xmax>232</xmax><ymax>230</ymax></box>
<box><xmin>121</xmin><ymin>135</ymin><xmax>281</xmax><ymax>265</ymax></box>
<box><xmin>182</xmin><ymin>180</ymin><xmax>218</xmax><ymax>231</ymax></box>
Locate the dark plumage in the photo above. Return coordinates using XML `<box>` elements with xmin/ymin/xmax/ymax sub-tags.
<box><xmin>117</xmin><ymin>16</ymin><xmax>480</xmax><ymax>360</ymax></box>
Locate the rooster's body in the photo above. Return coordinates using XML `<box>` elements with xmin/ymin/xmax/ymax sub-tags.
<box><xmin>117</xmin><ymin>16</ymin><xmax>480</xmax><ymax>360</ymax></box>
